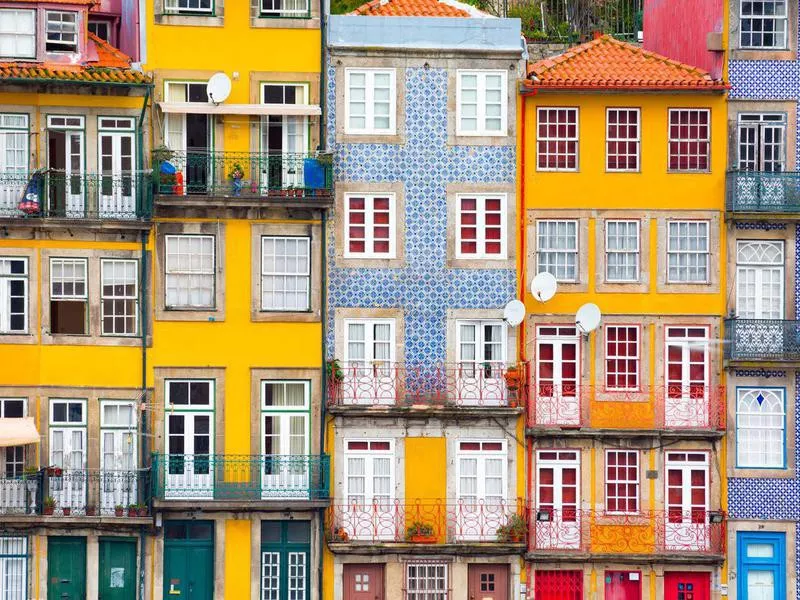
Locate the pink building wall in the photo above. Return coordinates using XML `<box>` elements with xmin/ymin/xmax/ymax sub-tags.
<box><xmin>643</xmin><ymin>0</ymin><xmax>724</xmax><ymax>78</ymax></box>
<box><xmin>92</xmin><ymin>0</ymin><xmax>140</xmax><ymax>61</ymax></box>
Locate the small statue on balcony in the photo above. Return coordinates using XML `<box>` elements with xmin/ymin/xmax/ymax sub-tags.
<box><xmin>229</xmin><ymin>163</ymin><xmax>245</xmax><ymax>197</ymax></box>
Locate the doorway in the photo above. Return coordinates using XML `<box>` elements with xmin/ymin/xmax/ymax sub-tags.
<box><xmin>664</xmin><ymin>572</ymin><xmax>710</xmax><ymax>600</ymax></box>
<box><xmin>468</xmin><ymin>564</ymin><xmax>509</xmax><ymax>600</ymax></box>
<box><xmin>99</xmin><ymin>538</ymin><xmax>136</xmax><ymax>600</ymax></box>
<box><xmin>163</xmin><ymin>521</ymin><xmax>214</xmax><ymax>600</ymax></box>
<box><xmin>343</xmin><ymin>564</ymin><xmax>384</xmax><ymax>600</ymax></box>
<box><xmin>605</xmin><ymin>571</ymin><xmax>642</xmax><ymax>600</ymax></box>
<box><xmin>47</xmin><ymin>537</ymin><xmax>86</xmax><ymax>600</ymax></box>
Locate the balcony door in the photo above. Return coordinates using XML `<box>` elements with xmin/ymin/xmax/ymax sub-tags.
<box><xmin>165</xmin><ymin>82</ymin><xmax>211</xmax><ymax>194</ymax></box>
<box><xmin>261</xmin><ymin>381</ymin><xmax>310</xmax><ymax>499</ymax></box>
<box><xmin>165</xmin><ymin>380</ymin><xmax>214</xmax><ymax>499</ymax></box>
<box><xmin>535</xmin><ymin>450</ymin><xmax>580</xmax><ymax>550</ymax></box>
<box><xmin>0</xmin><ymin>397</ymin><xmax>27</xmax><ymax>513</ymax></box>
<box><xmin>664</xmin><ymin>327</ymin><xmax>709</xmax><ymax>428</ymax></box>
<box><xmin>456</xmin><ymin>440</ymin><xmax>506</xmax><ymax>541</ymax></box>
<box><xmin>47</xmin><ymin>116</ymin><xmax>84</xmax><ymax>217</ymax></box>
<box><xmin>344</xmin><ymin>319</ymin><xmax>396</xmax><ymax>405</ymax></box>
<box><xmin>49</xmin><ymin>399</ymin><xmax>87</xmax><ymax>513</ymax></box>
<box><xmin>0</xmin><ymin>113</ymin><xmax>29</xmax><ymax>214</ymax></box>
<box><xmin>736</xmin><ymin>113</ymin><xmax>787</xmax><ymax>209</ymax></box>
<box><xmin>344</xmin><ymin>440</ymin><xmax>394</xmax><ymax>541</ymax></box>
<box><xmin>535</xmin><ymin>326</ymin><xmax>580</xmax><ymax>425</ymax></box>
<box><xmin>98</xmin><ymin>117</ymin><xmax>136</xmax><ymax>217</ymax></box>
<box><xmin>100</xmin><ymin>401</ymin><xmax>137</xmax><ymax>514</ymax></box>
<box><xmin>665</xmin><ymin>452</ymin><xmax>709</xmax><ymax>552</ymax></box>
<box><xmin>261</xmin><ymin>84</ymin><xmax>309</xmax><ymax>190</ymax></box>
<box><xmin>456</xmin><ymin>320</ymin><xmax>507</xmax><ymax>406</ymax></box>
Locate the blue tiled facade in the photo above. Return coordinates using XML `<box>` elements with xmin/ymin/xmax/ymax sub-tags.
<box><xmin>728</xmin><ymin>8</ymin><xmax>800</xmax><ymax>596</ymax></box>
<box><xmin>324</xmin><ymin>65</ymin><xmax>517</xmax><ymax>364</ymax></box>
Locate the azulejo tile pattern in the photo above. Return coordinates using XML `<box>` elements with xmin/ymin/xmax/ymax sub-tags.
<box><xmin>325</xmin><ymin>65</ymin><xmax>516</xmax><ymax>364</ymax></box>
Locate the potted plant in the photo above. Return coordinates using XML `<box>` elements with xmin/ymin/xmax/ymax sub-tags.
<box><xmin>85</xmin><ymin>504</ymin><xmax>96</xmax><ymax>517</ymax></box>
<box><xmin>23</xmin><ymin>466</ymin><xmax>38</xmax><ymax>492</ymax></box>
<box><xmin>128</xmin><ymin>503</ymin><xmax>138</xmax><ymax>517</ymax></box>
<box><xmin>496</xmin><ymin>514</ymin><xmax>526</xmax><ymax>543</ymax></box>
<box><xmin>504</xmin><ymin>364</ymin><xmax>523</xmax><ymax>391</ymax></box>
<box><xmin>406</xmin><ymin>521</ymin><xmax>436</xmax><ymax>543</ymax></box>
<box><xmin>61</xmin><ymin>505</ymin><xmax>71</xmax><ymax>516</ymax></box>
<box><xmin>326</xmin><ymin>359</ymin><xmax>345</xmax><ymax>404</ymax></box>
<box><xmin>137</xmin><ymin>503</ymin><xmax>148</xmax><ymax>517</ymax></box>
<box><xmin>46</xmin><ymin>465</ymin><xmax>63</xmax><ymax>477</ymax></box>
<box><xmin>114</xmin><ymin>504</ymin><xmax>124</xmax><ymax>517</ymax></box>
<box><xmin>331</xmin><ymin>527</ymin><xmax>349</xmax><ymax>542</ymax></box>
<box><xmin>228</xmin><ymin>162</ymin><xmax>245</xmax><ymax>197</ymax></box>
<box><xmin>43</xmin><ymin>496</ymin><xmax>56</xmax><ymax>516</ymax></box>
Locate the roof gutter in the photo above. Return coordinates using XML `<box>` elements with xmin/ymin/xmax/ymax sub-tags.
<box><xmin>0</xmin><ymin>76</ymin><xmax>153</xmax><ymax>88</ymax></box>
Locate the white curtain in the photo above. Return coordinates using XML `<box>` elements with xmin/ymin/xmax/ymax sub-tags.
<box><xmin>346</xmin><ymin>457</ymin><xmax>365</xmax><ymax>504</ymax></box>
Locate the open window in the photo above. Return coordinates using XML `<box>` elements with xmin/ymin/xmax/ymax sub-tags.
<box><xmin>50</xmin><ymin>258</ymin><xmax>87</xmax><ymax>335</ymax></box>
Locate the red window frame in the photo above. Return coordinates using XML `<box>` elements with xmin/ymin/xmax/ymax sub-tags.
<box><xmin>665</xmin><ymin>326</ymin><xmax>709</xmax><ymax>399</ymax></box>
<box><xmin>605</xmin><ymin>449</ymin><xmax>639</xmax><ymax>514</ymax></box>
<box><xmin>457</xmin><ymin>195</ymin><xmax>504</xmax><ymax>258</ymax></box>
<box><xmin>345</xmin><ymin>194</ymin><xmax>393</xmax><ymax>257</ymax></box>
<box><xmin>537</xmin><ymin>107</ymin><xmax>579</xmax><ymax>171</ymax></box>
<box><xmin>668</xmin><ymin>109</ymin><xmax>711</xmax><ymax>171</ymax></box>
<box><xmin>606</xmin><ymin>108</ymin><xmax>640</xmax><ymax>171</ymax></box>
<box><xmin>604</xmin><ymin>325</ymin><xmax>640</xmax><ymax>392</ymax></box>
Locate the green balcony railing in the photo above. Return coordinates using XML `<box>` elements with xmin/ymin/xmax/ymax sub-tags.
<box><xmin>151</xmin><ymin>454</ymin><xmax>330</xmax><ymax>502</ymax></box>
<box><xmin>0</xmin><ymin>171</ymin><xmax>153</xmax><ymax>220</ymax></box>
<box><xmin>725</xmin><ymin>318</ymin><xmax>800</xmax><ymax>362</ymax></box>
<box><xmin>153</xmin><ymin>150</ymin><xmax>333</xmax><ymax>199</ymax></box>
<box><xmin>726</xmin><ymin>170</ymin><xmax>800</xmax><ymax>214</ymax></box>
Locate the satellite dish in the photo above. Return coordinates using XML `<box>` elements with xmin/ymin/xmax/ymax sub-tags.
<box><xmin>207</xmin><ymin>73</ymin><xmax>232</xmax><ymax>104</ymax></box>
<box><xmin>503</xmin><ymin>300</ymin><xmax>526</xmax><ymax>327</ymax></box>
<box><xmin>575</xmin><ymin>303</ymin><xmax>601</xmax><ymax>334</ymax></box>
<box><xmin>530</xmin><ymin>272</ymin><xmax>558</xmax><ymax>302</ymax></box>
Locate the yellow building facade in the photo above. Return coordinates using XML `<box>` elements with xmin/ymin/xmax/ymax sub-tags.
<box><xmin>520</xmin><ymin>36</ymin><xmax>729</xmax><ymax>600</ymax></box>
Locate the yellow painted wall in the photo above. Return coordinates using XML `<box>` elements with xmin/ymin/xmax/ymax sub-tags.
<box><xmin>405</xmin><ymin>437</ymin><xmax>446</xmax><ymax>500</ymax></box>
<box><xmin>224</xmin><ymin>519</ymin><xmax>252</xmax><ymax>598</ymax></box>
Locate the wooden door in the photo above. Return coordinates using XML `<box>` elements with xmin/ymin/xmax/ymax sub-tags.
<box><xmin>605</xmin><ymin>571</ymin><xmax>642</xmax><ymax>600</ymax></box>
<box><xmin>343</xmin><ymin>564</ymin><xmax>384</xmax><ymax>600</ymax></box>
<box><xmin>663</xmin><ymin>572</ymin><xmax>710</xmax><ymax>600</ymax></box>
<box><xmin>468</xmin><ymin>564</ymin><xmax>509</xmax><ymax>600</ymax></box>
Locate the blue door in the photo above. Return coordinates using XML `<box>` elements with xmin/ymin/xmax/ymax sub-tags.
<box><xmin>737</xmin><ymin>532</ymin><xmax>785</xmax><ymax>600</ymax></box>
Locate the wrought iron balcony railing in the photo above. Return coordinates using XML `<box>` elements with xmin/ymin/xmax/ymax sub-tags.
<box><xmin>530</xmin><ymin>509</ymin><xmax>726</xmax><ymax>557</ymax></box>
<box><xmin>327</xmin><ymin>499</ymin><xmax>527</xmax><ymax>544</ymax></box>
<box><xmin>0</xmin><ymin>171</ymin><xmax>152</xmax><ymax>220</ymax></box>
<box><xmin>152</xmin><ymin>150</ymin><xmax>333</xmax><ymax>199</ymax></box>
<box><xmin>0</xmin><ymin>468</ymin><xmax>149</xmax><ymax>516</ymax></box>
<box><xmin>327</xmin><ymin>361</ymin><xmax>527</xmax><ymax>408</ymax></box>
<box><xmin>724</xmin><ymin>318</ymin><xmax>800</xmax><ymax>362</ymax></box>
<box><xmin>527</xmin><ymin>384</ymin><xmax>726</xmax><ymax>431</ymax></box>
<box><xmin>726</xmin><ymin>170</ymin><xmax>800</xmax><ymax>214</ymax></box>
<box><xmin>151</xmin><ymin>454</ymin><xmax>330</xmax><ymax>501</ymax></box>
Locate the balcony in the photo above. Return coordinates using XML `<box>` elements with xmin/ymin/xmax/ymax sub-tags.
<box><xmin>150</xmin><ymin>454</ymin><xmax>330</xmax><ymax>506</ymax></box>
<box><xmin>0</xmin><ymin>468</ymin><xmax>149</xmax><ymax>519</ymax></box>
<box><xmin>526</xmin><ymin>385</ymin><xmax>725</xmax><ymax>433</ymax></box>
<box><xmin>152</xmin><ymin>150</ymin><xmax>333</xmax><ymax>205</ymax></box>
<box><xmin>327</xmin><ymin>499</ymin><xmax>527</xmax><ymax>551</ymax></box>
<box><xmin>529</xmin><ymin>509</ymin><xmax>726</xmax><ymax>562</ymax></box>
<box><xmin>726</xmin><ymin>170</ymin><xmax>800</xmax><ymax>216</ymax></box>
<box><xmin>327</xmin><ymin>362</ymin><xmax>527</xmax><ymax>413</ymax></box>
<box><xmin>724</xmin><ymin>318</ymin><xmax>800</xmax><ymax>363</ymax></box>
<box><xmin>0</xmin><ymin>172</ymin><xmax>152</xmax><ymax>222</ymax></box>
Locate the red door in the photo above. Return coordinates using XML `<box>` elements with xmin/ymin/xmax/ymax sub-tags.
<box><xmin>534</xmin><ymin>570</ymin><xmax>582</xmax><ymax>600</ymax></box>
<box><xmin>468</xmin><ymin>564</ymin><xmax>509</xmax><ymax>600</ymax></box>
<box><xmin>664</xmin><ymin>572</ymin><xmax>710</xmax><ymax>600</ymax></box>
<box><xmin>344</xmin><ymin>564</ymin><xmax>384</xmax><ymax>600</ymax></box>
<box><xmin>605</xmin><ymin>571</ymin><xmax>642</xmax><ymax>600</ymax></box>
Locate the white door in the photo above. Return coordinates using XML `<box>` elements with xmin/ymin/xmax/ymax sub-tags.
<box><xmin>166</xmin><ymin>412</ymin><xmax>213</xmax><ymax>499</ymax></box>
<box><xmin>56</xmin><ymin>131</ymin><xmax>84</xmax><ymax>217</ymax></box>
<box><xmin>665</xmin><ymin>452</ymin><xmax>709</xmax><ymax>552</ymax></box>
<box><xmin>535</xmin><ymin>450</ymin><xmax>580</xmax><ymax>550</ymax></box>
<box><xmin>261</xmin><ymin>381</ymin><xmax>309</xmax><ymax>500</ymax></box>
<box><xmin>260</xmin><ymin>84</ymin><xmax>309</xmax><ymax>191</ymax></box>
<box><xmin>664</xmin><ymin>327</ymin><xmax>709</xmax><ymax>428</ymax></box>
<box><xmin>456</xmin><ymin>441</ymin><xmax>506</xmax><ymax>541</ymax></box>
<box><xmin>0</xmin><ymin>115</ymin><xmax>29</xmax><ymax>213</ymax></box>
<box><xmin>456</xmin><ymin>321</ymin><xmax>507</xmax><ymax>406</ymax></box>
<box><xmin>535</xmin><ymin>326</ymin><xmax>580</xmax><ymax>425</ymax></box>
<box><xmin>100</xmin><ymin>401</ymin><xmax>137</xmax><ymax>515</ymax></box>
<box><xmin>49</xmin><ymin>427</ymin><xmax>87</xmax><ymax>513</ymax></box>
<box><xmin>344</xmin><ymin>440</ymin><xmax>394</xmax><ymax>541</ymax></box>
<box><xmin>344</xmin><ymin>319</ymin><xmax>396</xmax><ymax>405</ymax></box>
<box><xmin>98</xmin><ymin>130</ymin><xmax>135</xmax><ymax>217</ymax></box>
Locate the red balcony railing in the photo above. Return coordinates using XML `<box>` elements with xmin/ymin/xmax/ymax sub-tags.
<box><xmin>530</xmin><ymin>509</ymin><xmax>726</xmax><ymax>556</ymax></box>
<box><xmin>327</xmin><ymin>499</ymin><xmax>527</xmax><ymax>544</ymax></box>
<box><xmin>327</xmin><ymin>362</ymin><xmax>527</xmax><ymax>408</ymax></box>
<box><xmin>526</xmin><ymin>385</ymin><xmax>726</xmax><ymax>431</ymax></box>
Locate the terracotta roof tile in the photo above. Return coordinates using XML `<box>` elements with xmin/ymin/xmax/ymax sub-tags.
<box><xmin>526</xmin><ymin>35</ymin><xmax>727</xmax><ymax>91</ymax></box>
<box><xmin>0</xmin><ymin>34</ymin><xmax>149</xmax><ymax>84</ymax></box>
<box><xmin>3</xmin><ymin>0</ymin><xmax>97</xmax><ymax>4</ymax></box>
<box><xmin>350</xmin><ymin>0</ymin><xmax>471</xmax><ymax>17</ymax></box>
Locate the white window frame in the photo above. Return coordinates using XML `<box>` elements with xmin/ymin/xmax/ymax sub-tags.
<box><xmin>0</xmin><ymin>536</ymin><xmax>27</xmax><ymax>600</ymax></box>
<box><xmin>260</xmin><ymin>236</ymin><xmax>310</xmax><ymax>312</ymax></box>
<box><xmin>456</xmin><ymin>320</ymin><xmax>507</xmax><ymax>365</ymax></box>
<box><xmin>260</xmin><ymin>380</ymin><xmax>310</xmax><ymax>457</ymax></box>
<box><xmin>605</xmin><ymin>219</ymin><xmax>640</xmax><ymax>282</ymax></box>
<box><xmin>604</xmin><ymin>325</ymin><xmax>640</xmax><ymax>391</ymax></box>
<box><xmin>737</xmin><ymin>112</ymin><xmax>787</xmax><ymax>172</ymax></box>
<box><xmin>100</xmin><ymin>400</ymin><xmax>137</xmax><ymax>429</ymax></box>
<box><xmin>344</xmin><ymin>69</ymin><xmax>396</xmax><ymax>136</ymax></box>
<box><xmin>101</xmin><ymin>259</ymin><xmax>138</xmax><ymax>337</ymax></box>
<box><xmin>736</xmin><ymin>240</ymin><xmax>785</xmax><ymax>319</ymax></box>
<box><xmin>50</xmin><ymin>399</ymin><xmax>87</xmax><ymax>426</ymax></box>
<box><xmin>344</xmin><ymin>439</ymin><xmax>395</xmax><ymax>505</ymax></box>
<box><xmin>536</xmin><ymin>107</ymin><xmax>579</xmax><ymax>172</ymax></box>
<box><xmin>664</xmin><ymin>326</ymin><xmax>710</xmax><ymax>391</ymax></box>
<box><xmin>260</xmin><ymin>0</ymin><xmax>310</xmax><ymax>17</ymax></box>
<box><xmin>164</xmin><ymin>234</ymin><xmax>216</xmax><ymax>309</ymax></box>
<box><xmin>405</xmin><ymin>562</ymin><xmax>449</xmax><ymax>600</ymax></box>
<box><xmin>50</xmin><ymin>258</ymin><xmax>87</xmax><ymax>301</ymax></box>
<box><xmin>164</xmin><ymin>0</ymin><xmax>214</xmax><ymax>14</ymax></box>
<box><xmin>666</xmin><ymin>220</ymin><xmax>710</xmax><ymax>283</ymax></box>
<box><xmin>668</xmin><ymin>109</ymin><xmax>711</xmax><ymax>172</ymax></box>
<box><xmin>455</xmin><ymin>194</ymin><xmax>507</xmax><ymax>259</ymax></box>
<box><xmin>0</xmin><ymin>257</ymin><xmax>27</xmax><ymax>334</ymax></box>
<box><xmin>0</xmin><ymin>113</ymin><xmax>29</xmax><ymax>174</ymax></box>
<box><xmin>605</xmin><ymin>108</ymin><xmax>640</xmax><ymax>172</ymax></box>
<box><xmin>739</xmin><ymin>0</ymin><xmax>788</xmax><ymax>49</ymax></box>
<box><xmin>0</xmin><ymin>398</ymin><xmax>26</xmax><ymax>419</ymax></box>
<box><xmin>604</xmin><ymin>449</ymin><xmax>639</xmax><ymax>515</ymax></box>
<box><xmin>344</xmin><ymin>194</ymin><xmax>396</xmax><ymax>259</ymax></box>
<box><xmin>537</xmin><ymin>219</ymin><xmax>579</xmax><ymax>282</ymax></box>
<box><xmin>45</xmin><ymin>11</ymin><xmax>77</xmax><ymax>53</ymax></box>
<box><xmin>736</xmin><ymin>387</ymin><xmax>785</xmax><ymax>469</ymax></box>
<box><xmin>456</xmin><ymin>70</ymin><xmax>508</xmax><ymax>137</ymax></box>
<box><xmin>165</xmin><ymin>379</ymin><xmax>214</xmax><ymax>409</ymax></box>
<box><xmin>455</xmin><ymin>440</ymin><xmax>507</xmax><ymax>503</ymax></box>
<box><xmin>0</xmin><ymin>9</ymin><xmax>35</xmax><ymax>60</ymax></box>
<box><xmin>344</xmin><ymin>318</ymin><xmax>396</xmax><ymax>366</ymax></box>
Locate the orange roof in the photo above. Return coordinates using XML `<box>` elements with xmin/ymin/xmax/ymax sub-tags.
<box><xmin>0</xmin><ymin>34</ymin><xmax>149</xmax><ymax>85</ymax></box>
<box><xmin>2</xmin><ymin>0</ymin><xmax>96</xmax><ymax>4</ymax></box>
<box><xmin>350</xmin><ymin>0</ymin><xmax>471</xmax><ymax>17</ymax></box>
<box><xmin>526</xmin><ymin>35</ymin><xmax>727</xmax><ymax>91</ymax></box>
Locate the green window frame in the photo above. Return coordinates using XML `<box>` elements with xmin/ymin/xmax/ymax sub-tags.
<box><xmin>261</xmin><ymin>520</ymin><xmax>310</xmax><ymax>600</ymax></box>
<box><xmin>0</xmin><ymin>536</ymin><xmax>27</xmax><ymax>599</ymax></box>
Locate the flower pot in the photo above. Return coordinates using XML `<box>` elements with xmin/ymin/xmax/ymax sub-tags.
<box><xmin>61</xmin><ymin>507</ymin><xmax>71</xmax><ymax>516</ymax></box>
<box><xmin>114</xmin><ymin>507</ymin><xmax>124</xmax><ymax>517</ymax></box>
<box><xmin>85</xmin><ymin>506</ymin><xmax>96</xmax><ymax>516</ymax></box>
<box><xmin>43</xmin><ymin>506</ymin><xmax>54</xmax><ymax>516</ymax></box>
<box><xmin>408</xmin><ymin>534</ymin><xmax>436</xmax><ymax>543</ymax></box>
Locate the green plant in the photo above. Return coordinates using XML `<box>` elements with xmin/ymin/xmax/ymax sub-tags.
<box><xmin>496</xmin><ymin>514</ymin><xmax>527</xmax><ymax>542</ymax></box>
<box><xmin>44</xmin><ymin>496</ymin><xmax>56</xmax><ymax>508</ymax></box>
<box><xmin>152</xmin><ymin>145</ymin><xmax>174</xmax><ymax>164</ymax></box>
<box><xmin>406</xmin><ymin>521</ymin><xmax>434</xmax><ymax>539</ymax></box>
<box><xmin>23</xmin><ymin>466</ymin><xmax>38</xmax><ymax>476</ymax></box>
<box><xmin>326</xmin><ymin>359</ymin><xmax>344</xmax><ymax>382</ymax></box>
<box><xmin>228</xmin><ymin>162</ymin><xmax>245</xmax><ymax>180</ymax></box>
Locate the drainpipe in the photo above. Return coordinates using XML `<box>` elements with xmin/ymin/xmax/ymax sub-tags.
<box><xmin>318</xmin><ymin>205</ymin><xmax>328</xmax><ymax>600</ymax></box>
<box><xmin>139</xmin><ymin>227</ymin><xmax>149</xmax><ymax>600</ymax></box>
<box><xmin>319</xmin><ymin>0</ymin><xmax>327</xmax><ymax>152</ymax></box>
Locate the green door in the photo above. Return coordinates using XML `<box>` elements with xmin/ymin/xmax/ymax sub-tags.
<box><xmin>48</xmin><ymin>537</ymin><xmax>86</xmax><ymax>600</ymax></box>
<box><xmin>99</xmin><ymin>538</ymin><xmax>136</xmax><ymax>600</ymax></box>
<box><xmin>163</xmin><ymin>521</ymin><xmax>214</xmax><ymax>600</ymax></box>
